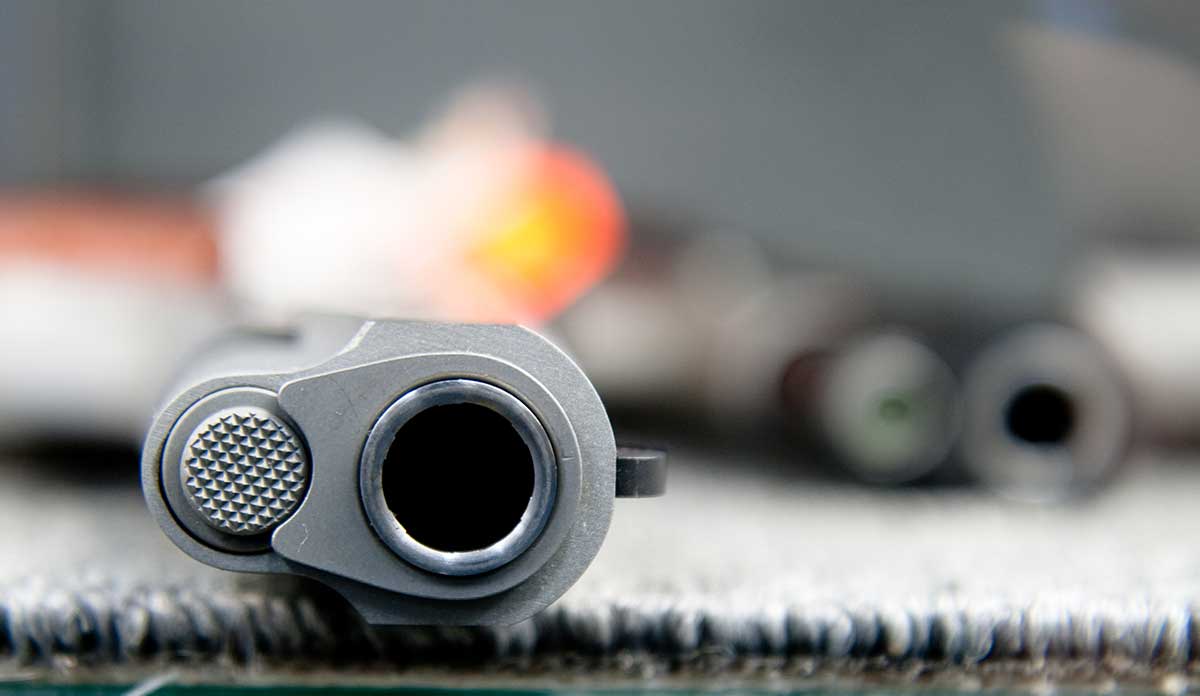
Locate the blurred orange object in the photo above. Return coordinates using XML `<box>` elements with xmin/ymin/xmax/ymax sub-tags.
<box><xmin>457</xmin><ymin>144</ymin><xmax>625</xmax><ymax>324</ymax></box>
<box><xmin>0</xmin><ymin>193</ymin><xmax>218</xmax><ymax>284</ymax></box>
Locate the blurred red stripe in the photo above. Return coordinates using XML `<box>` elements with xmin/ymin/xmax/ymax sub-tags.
<box><xmin>0</xmin><ymin>192</ymin><xmax>219</xmax><ymax>284</ymax></box>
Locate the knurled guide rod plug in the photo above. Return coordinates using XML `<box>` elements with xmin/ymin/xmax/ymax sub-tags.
<box><xmin>142</xmin><ymin>318</ymin><xmax>665</xmax><ymax>626</ymax></box>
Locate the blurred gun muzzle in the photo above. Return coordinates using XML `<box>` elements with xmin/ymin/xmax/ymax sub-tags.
<box><xmin>141</xmin><ymin>318</ymin><xmax>664</xmax><ymax>626</ymax></box>
<box><xmin>561</xmin><ymin>234</ymin><xmax>967</xmax><ymax>485</ymax></box>
<box><xmin>961</xmin><ymin>324</ymin><xmax>1132</xmax><ymax>501</ymax></box>
<box><xmin>803</xmin><ymin>331</ymin><xmax>961</xmax><ymax>485</ymax></box>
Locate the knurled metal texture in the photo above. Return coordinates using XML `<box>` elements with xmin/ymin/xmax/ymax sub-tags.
<box><xmin>180</xmin><ymin>407</ymin><xmax>309</xmax><ymax>536</ymax></box>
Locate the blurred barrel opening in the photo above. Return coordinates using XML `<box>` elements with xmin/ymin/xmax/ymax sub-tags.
<box><xmin>962</xmin><ymin>324</ymin><xmax>1132</xmax><ymax>501</ymax></box>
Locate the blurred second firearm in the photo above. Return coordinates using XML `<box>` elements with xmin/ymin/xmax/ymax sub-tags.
<box><xmin>557</xmin><ymin>232</ymin><xmax>961</xmax><ymax>486</ymax></box>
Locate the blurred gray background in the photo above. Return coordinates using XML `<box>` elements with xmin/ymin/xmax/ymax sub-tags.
<box><xmin>7</xmin><ymin>4</ymin><xmax>1200</xmax><ymax>684</ymax></box>
<box><xmin>3</xmin><ymin>0</ymin><xmax>1199</xmax><ymax>314</ymax></box>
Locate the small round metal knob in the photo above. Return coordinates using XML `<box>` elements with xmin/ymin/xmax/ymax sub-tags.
<box><xmin>180</xmin><ymin>407</ymin><xmax>309</xmax><ymax>535</ymax></box>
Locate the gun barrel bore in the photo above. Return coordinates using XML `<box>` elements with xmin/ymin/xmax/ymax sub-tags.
<box><xmin>359</xmin><ymin>379</ymin><xmax>557</xmax><ymax>577</ymax></box>
<box><xmin>143</xmin><ymin>320</ymin><xmax>644</xmax><ymax>626</ymax></box>
<box><xmin>1003</xmin><ymin>383</ymin><xmax>1075</xmax><ymax>446</ymax></box>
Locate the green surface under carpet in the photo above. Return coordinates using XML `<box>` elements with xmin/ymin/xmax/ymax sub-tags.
<box><xmin>0</xmin><ymin>688</ymin><xmax>1152</xmax><ymax>696</ymax></box>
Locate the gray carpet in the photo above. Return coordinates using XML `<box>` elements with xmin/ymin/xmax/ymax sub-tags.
<box><xmin>1</xmin><ymin>445</ymin><xmax>1198</xmax><ymax>691</ymax></box>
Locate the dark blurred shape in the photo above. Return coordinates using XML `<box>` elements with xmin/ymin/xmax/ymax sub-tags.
<box><xmin>559</xmin><ymin>234</ymin><xmax>867</xmax><ymax>426</ymax></box>
<box><xmin>961</xmin><ymin>324</ymin><xmax>1132</xmax><ymax>501</ymax></box>
<box><xmin>561</xmin><ymin>233</ymin><xmax>961</xmax><ymax>485</ymax></box>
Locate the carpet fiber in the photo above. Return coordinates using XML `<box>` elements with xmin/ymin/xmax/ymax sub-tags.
<box><xmin>1</xmin><ymin>446</ymin><xmax>1197</xmax><ymax>691</ymax></box>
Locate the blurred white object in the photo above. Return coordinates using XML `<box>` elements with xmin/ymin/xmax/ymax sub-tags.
<box><xmin>0</xmin><ymin>263</ymin><xmax>226</xmax><ymax>443</ymax></box>
<box><xmin>213</xmin><ymin>120</ymin><xmax>534</xmax><ymax>321</ymax></box>
<box><xmin>212</xmin><ymin>84</ymin><xmax>571</xmax><ymax>324</ymax></box>
<box><xmin>1067</xmin><ymin>244</ymin><xmax>1200</xmax><ymax>445</ymax></box>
